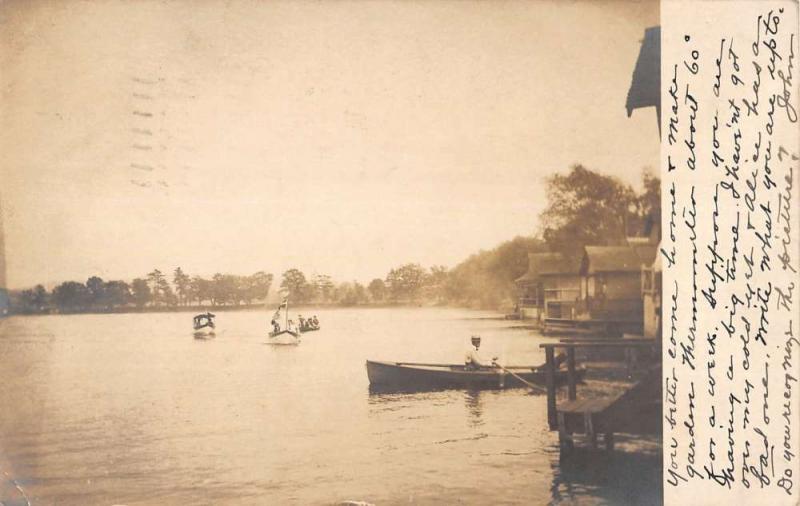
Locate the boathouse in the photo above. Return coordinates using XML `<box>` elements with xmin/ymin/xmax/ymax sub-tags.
<box><xmin>577</xmin><ymin>243</ymin><xmax>657</xmax><ymax>331</ymax></box>
<box><xmin>515</xmin><ymin>252</ymin><xmax>581</xmax><ymax>321</ymax></box>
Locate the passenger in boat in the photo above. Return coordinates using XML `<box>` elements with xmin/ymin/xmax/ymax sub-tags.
<box><xmin>298</xmin><ymin>316</ymin><xmax>306</xmax><ymax>329</ymax></box>
<box><xmin>312</xmin><ymin>315</ymin><xmax>319</xmax><ymax>327</ymax></box>
<box><xmin>271</xmin><ymin>319</ymin><xmax>280</xmax><ymax>333</ymax></box>
<box><xmin>465</xmin><ymin>336</ymin><xmax>493</xmax><ymax>370</ymax></box>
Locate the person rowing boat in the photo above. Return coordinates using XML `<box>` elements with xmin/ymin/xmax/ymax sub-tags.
<box><xmin>464</xmin><ymin>336</ymin><xmax>497</xmax><ymax>370</ymax></box>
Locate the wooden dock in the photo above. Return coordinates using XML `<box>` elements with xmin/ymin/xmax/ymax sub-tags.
<box><xmin>540</xmin><ymin>340</ymin><xmax>661</xmax><ymax>453</ymax></box>
<box><xmin>542</xmin><ymin>318</ymin><xmax>643</xmax><ymax>337</ymax></box>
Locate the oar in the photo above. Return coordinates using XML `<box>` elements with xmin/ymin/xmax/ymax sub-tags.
<box><xmin>493</xmin><ymin>361</ymin><xmax>547</xmax><ymax>393</ymax></box>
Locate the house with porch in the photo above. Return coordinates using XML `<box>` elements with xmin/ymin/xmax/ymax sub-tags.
<box><xmin>515</xmin><ymin>252</ymin><xmax>582</xmax><ymax>322</ymax></box>
<box><xmin>577</xmin><ymin>243</ymin><xmax>658</xmax><ymax>334</ymax></box>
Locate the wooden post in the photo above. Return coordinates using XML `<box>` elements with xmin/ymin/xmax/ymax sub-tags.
<box><xmin>605</xmin><ymin>432</ymin><xmax>615</xmax><ymax>452</ymax></box>
<box><xmin>545</xmin><ymin>346</ymin><xmax>556</xmax><ymax>430</ymax></box>
<box><xmin>584</xmin><ymin>412</ymin><xmax>597</xmax><ymax>449</ymax></box>
<box><xmin>567</xmin><ymin>347</ymin><xmax>577</xmax><ymax>401</ymax></box>
<box><xmin>558</xmin><ymin>412</ymin><xmax>573</xmax><ymax>453</ymax></box>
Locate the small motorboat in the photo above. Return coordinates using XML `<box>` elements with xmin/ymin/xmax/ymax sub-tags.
<box><xmin>193</xmin><ymin>312</ymin><xmax>216</xmax><ymax>339</ymax></box>
<box><xmin>365</xmin><ymin>359</ymin><xmax>585</xmax><ymax>391</ymax></box>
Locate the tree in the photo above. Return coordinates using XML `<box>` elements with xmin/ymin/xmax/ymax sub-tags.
<box><xmin>103</xmin><ymin>280</ymin><xmax>132</xmax><ymax>309</ymax></box>
<box><xmin>190</xmin><ymin>276</ymin><xmax>212</xmax><ymax>305</ymax></box>
<box><xmin>147</xmin><ymin>269</ymin><xmax>166</xmax><ymax>306</ymax></box>
<box><xmin>86</xmin><ymin>276</ymin><xmax>105</xmax><ymax>307</ymax></box>
<box><xmin>385</xmin><ymin>263</ymin><xmax>427</xmax><ymax>302</ymax></box>
<box><xmin>444</xmin><ymin>236</ymin><xmax>545</xmax><ymax>308</ymax></box>
<box><xmin>17</xmin><ymin>285</ymin><xmax>48</xmax><ymax>313</ymax></box>
<box><xmin>635</xmin><ymin>171</ymin><xmax>661</xmax><ymax>236</ymax></box>
<box><xmin>280</xmin><ymin>268</ymin><xmax>309</xmax><ymax>302</ymax></box>
<box><xmin>423</xmin><ymin>265</ymin><xmax>449</xmax><ymax>302</ymax></box>
<box><xmin>336</xmin><ymin>281</ymin><xmax>368</xmax><ymax>305</ymax></box>
<box><xmin>173</xmin><ymin>267</ymin><xmax>191</xmax><ymax>306</ymax></box>
<box><xmin>539</xmin><ymin>165</ymin><xmax>637</xmax><ymax>256</ymax></box>
<box><xmin>311</xmin><ymin>274</ymin><xmax>335</xmax><ymax>303</ymax></box>
<box><xmin>367</xmin><ymin>278</ymin><xmax>386</xmax><ymax>302</ymax></box>
<box><xmin>131</xmin><ymin>278</ymin><xmax>151</xmax><ymax>308</ymax></box>
<box><xmin>52</xmin><ymin>281</ymin><xmax>90</xmax><ymax>312</ymax></box>
<box><xmin>158</xmin><ymin>278</ymin><xmax>177</xmax><ymax>307</ymax></box>
<box><xmin>244</xmin><ymin>271</ymin><xmax>273</xmax><ymax>304</ymax></box>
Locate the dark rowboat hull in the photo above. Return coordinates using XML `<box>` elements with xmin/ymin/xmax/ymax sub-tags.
<box><xmin>366</xmin><ymin>360</ymin><xmax>585</xmax><ymax>392</ymax></box>
<box><xmin>299</xmin><ymin>326</ymin><xmax>320</xmax><ymax>333</ymax></box>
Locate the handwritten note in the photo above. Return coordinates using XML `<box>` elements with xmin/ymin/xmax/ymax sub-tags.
<box><xmin>662</xmin><ymin>1</ymin><xmax>799</xmax><ymax>503</ymax></box>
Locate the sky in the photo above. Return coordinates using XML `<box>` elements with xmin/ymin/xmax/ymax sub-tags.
<box><xmin>0</xmin><ymin>0</ymin><xmax>659</xmax><ymax>290</ymax></box>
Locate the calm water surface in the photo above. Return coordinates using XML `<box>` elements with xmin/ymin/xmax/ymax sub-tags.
<box><xmin>0</xmin><ymin>308</ymin><xmax>660</xmax><ymax>505</ymax></box>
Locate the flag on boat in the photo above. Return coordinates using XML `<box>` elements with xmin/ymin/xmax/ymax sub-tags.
<box><xmin>272</xmin><ymin>298</ymin><xmax>288</xmax><ymax>322</ymax></box>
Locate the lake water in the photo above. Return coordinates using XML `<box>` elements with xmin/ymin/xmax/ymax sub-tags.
<box><xmin>0</xmin><ymin>307</ymin><xmax>661</xmax><ymax>505</ymax></box>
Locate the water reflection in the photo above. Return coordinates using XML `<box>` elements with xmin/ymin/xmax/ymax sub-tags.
<box><xmin>464</xmin><ymin>390</ymin><xmax>484</xmax><ymax>428</ymax></box>
<box><xmin>548</xmin><ymin>434</ymin><xmax>663</xmax><ymax>506</ymax></box>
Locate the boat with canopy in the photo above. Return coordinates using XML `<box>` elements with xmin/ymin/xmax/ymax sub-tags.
<box><xmin>193</xmin><ymin>312</ymin><xmax>216</xmax><ymax>339</ymax></box>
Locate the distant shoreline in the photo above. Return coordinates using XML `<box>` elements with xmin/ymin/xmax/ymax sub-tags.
<box><xmin>5</xmin><ymin>301</ymin><xmax>508</xmax><ymax>317</ymax></box>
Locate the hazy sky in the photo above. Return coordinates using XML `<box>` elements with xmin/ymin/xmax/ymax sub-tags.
<box><xmin>0</xmin><ymin>0</ymin><xmax>659</xmax><ymax>289</ymax></box>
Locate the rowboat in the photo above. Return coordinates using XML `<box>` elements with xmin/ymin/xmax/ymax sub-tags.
<box><xmin>365</xmin><ymin>360</ymin><xmax>585</xmax><ymax>391</ymax></box>
<box><xmin>299</xmin><ymin>325</ymin><xmax>320</xmax><ymax>333</ymax></box>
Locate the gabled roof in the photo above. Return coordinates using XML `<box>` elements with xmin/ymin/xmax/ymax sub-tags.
<box><xmin>516</xmin><ymin>252</ymin><xmax>581</xmax><ymax>283</ymax></box>
<box><xmin>581</xmin><ymin>245</ymin><xmax>658</xmax><ymax>274</ymax></box>
<box><xmin>626</xmin><ymin>26</ymin><xmax>660</xmax><ymax>120</ymax></box>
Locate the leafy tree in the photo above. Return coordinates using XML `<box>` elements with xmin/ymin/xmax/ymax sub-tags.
<box><xmin>131</xmin><ymin>278</ymin><xmax>151</xmax><ymax>308</ymax></box>
<box><xmin>336</xmin><ymin>281</ymin><xmax>368</xmax><ymax>305</ymax></box>
<box><xmin>147</xmin><ymin>269</ymin><xmax>166</xmax><ymax>306</ymax></box>
<box><xmin>385</xmin><ymin>263</ymin><xmax>427</xmax><ymax>302</ymax></box>
<box><xmin>173</xmin><ymin>267</ymin><xmax>191</xmax><ymax>306</ymax></box>
<box><xmin>635</xmin><ymin>171</ymin><xmax>661</xmax><ymax>236</ymax></box>
<box><xmin>244</xmin><ymin>271</ymin><xmax>273</xmax><ymax>304</ymax></box>
<box><xmin>158</xmin><ymin>279</ymin><xmax>177</xmax><ymax>307</ymax></box>
<box><xmin>103</xmin><ymin>280</ymin><xmax>132</xmax><ymax>309</ymax></box>
<box><xmin>190</xmin><ymin>276</ymin><xmax>212</xmax><ymax>305</ymax></box>
<box><xmin>17</xmin><ymin>285</ymin><xmax>48</xmax><ymax>313</ymax></box>
<box><xmin>539</xmin><ymin>165</ymin><xmax>637</xmax><ymax>256</ymax></box>
<box><xmin>423</xmin><ymin>265</ymin><xmax>449</xmax><ymax>302</ymax></box>
<box><xmin>367</xmin><ymin>278</ymin><xmax>386</xmax><ymax>302</ymax></box>
<box><xmin>52</xmin><ymin>281</ymin><xmax>90</xmax><ymax>312</ymax></box>
<box><xmin>444</xmin><ymin>236</ymin><xmax>545</xmax><ymax>308</ymax></box>
<box><xmin>311</xmin><ymin>274</ymin><xmax>335</xmax><ymax>303</ymax></box>
<box><xmin>86</xmin><ymin>276</ymin><xmax>105</xmax><ymax>307</ymax></box>
<box><xmin>280</xmin><ymin>268</ymin><xmax>309</xmax><ymax>302</ymax></box>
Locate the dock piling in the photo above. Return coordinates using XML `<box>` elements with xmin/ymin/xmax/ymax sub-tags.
<box><xmin>545</xmin><ymin>347</ymin><xmax>557</xmax><ymax>430</ymax></box>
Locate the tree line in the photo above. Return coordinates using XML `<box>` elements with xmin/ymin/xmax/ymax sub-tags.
<box><xmin>11</xmin><ymin>165</ymin><xmax>660</xmax><ymax>314</ymax></box>
<box><xmin>12</xmin><ymin>269</ymin><xmax>274</xmax><ymax>314</ymax></box>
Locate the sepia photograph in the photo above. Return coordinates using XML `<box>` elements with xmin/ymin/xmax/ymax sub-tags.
<box><xmin>0</xmin><ymin>1</ymin><xmax>666</xmax><ymax>504</ymax></box>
